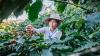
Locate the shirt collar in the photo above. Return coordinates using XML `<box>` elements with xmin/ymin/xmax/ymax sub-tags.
<box><xmin>49</xmin><ymin>27</ymin><xmax>58</xmax><ymax>32</ymax></box>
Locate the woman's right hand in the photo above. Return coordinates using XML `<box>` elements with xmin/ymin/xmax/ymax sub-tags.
<box><xmin>26</xmin><ymin>24</ymin><xmax>34</xmax><ymax>34</ymax></box>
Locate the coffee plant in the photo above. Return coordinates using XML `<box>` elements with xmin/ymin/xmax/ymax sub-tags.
<box><xmin>0</xmin><ymin>0</ymin><xmax>100</xmax><ymax>56</ymax></box>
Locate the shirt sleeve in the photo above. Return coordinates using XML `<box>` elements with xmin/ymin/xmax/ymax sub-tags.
<box><xmin>33</xmin><ymin>27</ymin><xmax>46</xmax><ymax>34</ymax></box>
<box><xmin>51</xmin><ymin>31</ymin><xmax>62</xmax><ymax>40</ymax></box>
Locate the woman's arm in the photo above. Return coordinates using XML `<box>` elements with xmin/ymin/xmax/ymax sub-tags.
<box><xmin>26</xmin><ymin>24</ymin><xmax>45</xmax><ymax>35</ymax></box>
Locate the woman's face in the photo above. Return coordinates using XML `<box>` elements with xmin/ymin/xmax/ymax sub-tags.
<box><xmin>49</xmin><ymin>19</ymin><xmax>58</xmax><ymax>29</ymax></box>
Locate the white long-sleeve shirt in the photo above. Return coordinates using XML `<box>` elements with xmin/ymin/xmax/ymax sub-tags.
<box><xmin>34</xmin><ymin>27</ymin><xmax>62</xmax><ymax>41</ymax></box>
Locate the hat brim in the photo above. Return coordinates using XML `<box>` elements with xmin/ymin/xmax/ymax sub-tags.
<box><xmin>45</xmin><ymin>18</ymin><xmax>62</xmax><ymax>24</ymax></box>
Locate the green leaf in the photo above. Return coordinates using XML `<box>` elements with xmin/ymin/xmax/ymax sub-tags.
<box><xmin>28</xmin><ymin>0</ymin><xmax>43</xmax><ymax>22</ymax></box>
<box><xmin>88</xmin><ymin>30</ymin><xmax>100</xmax><ymax>38</ymax></box>
<box><xmin>56</xmin><ymin>0</ymin><xmax>67</xmax><ymax>13</ymax></box>
<box><xmin>75</xmin><ymin>19</ymin><xmax>85</xmax><ymax>29</ymax></box>
<box><xmin>37</xmin><ymin>43</ymin><xmax>48</xmax><ymax>49</ymax></box>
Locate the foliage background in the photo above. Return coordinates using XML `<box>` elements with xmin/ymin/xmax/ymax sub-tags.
<box><xmin>0</xmin><ymin>0</ymin><xmax>100</xmax><ymax>56</ymax></box>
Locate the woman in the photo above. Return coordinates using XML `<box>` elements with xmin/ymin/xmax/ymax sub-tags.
<box><xmin>26</xmin><ymin>13</ymin><xmax>62</xmax><ymax>42</ymax></box>
<box><xmin>26</xmin><ymin>13</ymin><xmax>62</xmax><ymax>56</ymax></box>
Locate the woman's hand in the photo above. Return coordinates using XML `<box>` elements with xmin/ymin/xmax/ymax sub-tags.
<box><xmin>26</xmin><ymin>24</ymin><xmax>35</xmax><ymax>36</ymax></box>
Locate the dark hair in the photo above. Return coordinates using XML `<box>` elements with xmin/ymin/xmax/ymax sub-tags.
<box><xmin>48</xmin><ymin>19</ymin><xmax>61</xmax><ymax>27</ymax></box>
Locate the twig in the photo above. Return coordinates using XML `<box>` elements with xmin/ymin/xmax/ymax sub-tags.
<box><xmin>54</xmin><ymin>0</ymin><xmax>91</xmax><ymax>11</ymax></box>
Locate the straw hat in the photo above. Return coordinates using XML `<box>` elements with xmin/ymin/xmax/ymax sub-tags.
<box><xmin>45</xmin><ymin>13</ymin><xmax>62</xmax><ymax>23</ymax></box>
